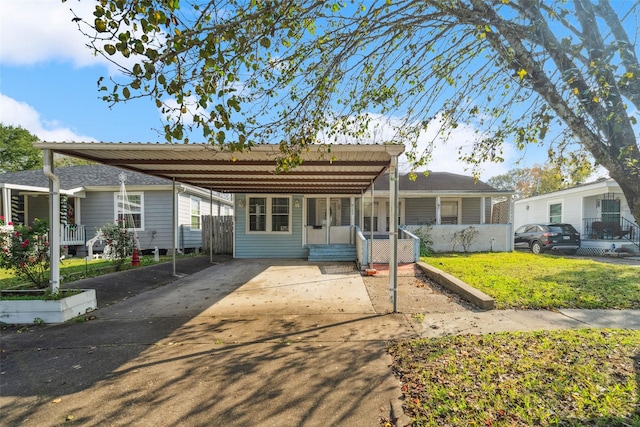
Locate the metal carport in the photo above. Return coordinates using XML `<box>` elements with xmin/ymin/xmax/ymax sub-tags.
<box><xmin>35</xmin><ymin>142</ymin><xmax>404</xmax><ymax>311</ymax></box>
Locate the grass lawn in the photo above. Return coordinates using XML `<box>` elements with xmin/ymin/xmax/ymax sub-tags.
<box><xmin>423</xmin><ymin>252</ymin><xmax>640</xmax><ymax>309</ymax></box>
<box><xmin>0</xmin><ymin>255</ymin><xmax>176</xmax><ymax>291</ymax></box>
<box><xmin>389</xmin><ymin>329</ymin><xmax>640</xmax><ymax>427</ymax></box>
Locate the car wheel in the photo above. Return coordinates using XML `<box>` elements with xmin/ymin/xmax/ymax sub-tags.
<box><xmin>531</xmin><ymin>241</ymin><xmax>543</xmax><ymax>254</ymax></box>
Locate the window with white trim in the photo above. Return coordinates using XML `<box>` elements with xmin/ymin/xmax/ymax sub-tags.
<box><xmin>191</xmin><ymin>197</ymin><xmax>201</xmax><ymax>230</ymax></box>
<box><xmin>549</xmin><ymin>203</ymin><xmax>562</xmax><ymax>223</ymax></box>
<box><xmin>247</xmin><ymin>196</ymin><xmax>291</xmax><ymax>233</ymax></box>
<box><xmin>441</xmin><ymin>199</ymin><xmax>460</xmax><ymax>224</ymax></box>
<box><xmin>114</xmin><ymin>192</ymin><xmax>144</xmax><ymax>230</ymax></box>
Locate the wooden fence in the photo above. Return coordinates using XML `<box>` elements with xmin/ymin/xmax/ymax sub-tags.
<box><xmin>202</xmin><ymin>215</ymin><xmax>234</xmax><ymax>254</ymax></box>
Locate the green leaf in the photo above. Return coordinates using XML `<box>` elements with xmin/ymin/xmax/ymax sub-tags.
<box><xmin>259</xmin><ymin>37</ymin><xmax>271</xmax><ymax>48</ymax></box>
<box><xmin>104</xmin><ymin>44</ymin><xmax>116</xmax><ymax>55</ymax></box>
<box><xmin>95</xmin><ymin>18</ymin><xmax>107</xmax><ymax>32</ymax></box>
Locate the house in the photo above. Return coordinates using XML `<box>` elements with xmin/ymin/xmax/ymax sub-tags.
<box><xmin>233</xmin><ymin>171</ymin><xmax>514</xmax><ymax>262</ymax></box>
<box><xmin>514</xmin><ymin>178</ymin><xmax>639</xmax><ymax>255</ymax></box>
<box><xmin>30</xmin><ymin>143</ymin><xmax>513</xmax><ymax>277</ymax></box>
<box><xmin>366</xmin><ymin>172</ymin><xmax>513</xmax><ymax>253</ymax></box>
<box><xmin>0</xmin><ymin>164</ymin><xmax>234</xmax><ymax>257</ymax></box>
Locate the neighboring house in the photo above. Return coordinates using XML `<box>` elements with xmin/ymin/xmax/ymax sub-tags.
<box><xmin>233</xmin><ymin>171</ymin><xmax>514</xmax><ymax>262</ymax></box>
<box><xmin>514</xmin><ymin>178</ymin><xmax>639</xmax><ymax>255</ymax></box>
<box><xmin>0</xmin><ymin>165</ymin><xmax>234</xmax><ymax>256</ymax></box>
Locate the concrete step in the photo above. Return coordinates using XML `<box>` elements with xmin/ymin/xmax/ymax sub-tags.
<box><xmin>307</xmin><ymin>245</ymin><xmax>357</xmax><ymax>262</ymax></box>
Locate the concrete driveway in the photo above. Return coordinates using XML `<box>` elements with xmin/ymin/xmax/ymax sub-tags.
<box><xmin>3</xmin><ymin>256</ymin><xmax>640</xmax><ymax>426</ymax></box>
<box><xmin>1</xmin><ymin>258</ymin><xmax>415</xmax><ymax>427</ymax></box>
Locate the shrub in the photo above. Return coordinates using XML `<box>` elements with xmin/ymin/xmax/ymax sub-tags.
<box><xmin>98</xmin><ymin>220</ymin><xmax>137</xmax><ymax>271</ymax></box>
<box><xmin>412</xmin><ymin>223</ymin><xmax>434</xmax><ymax>257</ymax></box>
<box><xmin>0</xmin><ymin>218</ymin><xmax>50</xmax><ymax>288</ymax></box>
<box><xmin>451</xmin><ymin>226</ymin><xmax>479</xmax><ymax>252</ymax></box>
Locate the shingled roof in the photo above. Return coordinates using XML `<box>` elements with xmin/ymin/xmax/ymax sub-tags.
<box><xmin>0</xmin><ymin>164</ymin><xmax>170</xmax><ymax>190</ymax></box>
<box><xmin>373</xmin><ymin>171</ymin><xmax>502</xmax><ymax>192</ymax></box>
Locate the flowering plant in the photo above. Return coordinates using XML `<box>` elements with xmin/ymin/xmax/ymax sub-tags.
<box><xmin>0</xmin><ymin>218</ymin><xmax>50</xmax><ymax>288</ymax></box>
<box><xmin>0</xmin><ymin>215</ymin><xmax>14</xmax><ymax>227</ymax></box>
<box><xmin>98</xmin><ymin>219</ymin><xmax>137</xmax><ymax>271</ymax></box>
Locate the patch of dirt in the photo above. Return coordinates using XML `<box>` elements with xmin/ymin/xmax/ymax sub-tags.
<box><xmin>362</xmin><ymin>266</ymin><xmax>477</xmax><ymax>315</ymax></box>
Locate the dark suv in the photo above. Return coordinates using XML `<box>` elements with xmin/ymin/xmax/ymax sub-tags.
<box><xmin>514</xmin><ymin>223</ymin><xmax>581</xmax><ymax>255</ymax></box>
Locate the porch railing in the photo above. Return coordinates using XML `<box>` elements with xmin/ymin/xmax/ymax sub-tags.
<box><xmin>355</xmin><ymin>226</ymin><xmax>369</xmax><ymax>269</ymax></box>
<box><xmin>582</xmin><ymin>217</ymin><xmax>639</xmax><ymax>249</ymax></box>
<box><xmin>399</xmin><ymin>226</ymin><xmax>421</xmax><ymax>262</ymax></box>
<box><xmin>354</xmin><ymin>226</ymin><xmax>420</xmax><ymax>269</ymax></box>
<box><xmin>61</xmin><ymin>224</ymin><xmax>85</xmax><ymax>246</ymax></box>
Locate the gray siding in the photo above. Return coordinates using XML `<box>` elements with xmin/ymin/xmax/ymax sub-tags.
<box><xmin>234</xmin><ymin>194</ymin><xmax>306</xmax><ymax>258</ymax></box>
<box><xmin>485</xmin><ymin>198</ymin><xmax>492</xmax><ymax>223</ymax></box>
<box><xmin>461</xmin><ymin>198</ymin><xmax>481</xmax><ymax>224</ymax></box>
<box><xmin>405</xmin><ymin>198</ymin><xmax>436</xmax><ymax>225</ymax></box>
<box><xmin>81</xmin><ymin>190</ymin><xmax>175</xmax><ymax>252</ymax></box>
<box><xmin>177</xmin><ymin>192</ymin><xmax>203</xmax><ymax>250</ymax></box>
<box><xmin>142</xmin><ymin>191</ymin><xmax>174</xmax><ymax>250</ymax></box>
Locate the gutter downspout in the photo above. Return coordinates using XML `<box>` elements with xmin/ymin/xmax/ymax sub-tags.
<box><xmin>43</xmin><ymin>149</ymin><xmax>60</xmax><ymax>293</ymax></box>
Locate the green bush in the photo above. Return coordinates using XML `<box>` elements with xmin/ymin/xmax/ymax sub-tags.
<box><xmin>98</xmin><ymin>220</ymin><xmax>137</xmax><ymax>271</ymax></box>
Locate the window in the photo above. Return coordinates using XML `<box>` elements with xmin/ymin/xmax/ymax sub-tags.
<box><xmin>549</xmin><ymin>203</ymin><xmax>562</xmax><ymax>223</ymax></box>
<box><xmin>363</xmin><ymin>201</ymin><xmax>379</xmax><ymax>232</ymax></box>
<box><xmin>114</xmin><ymin>192</ymin><xmax>144</xmax><ymax>230</ymax></box>
<box><xmin>247</xmin><ymin>196</ymin><xmax>290</xmax><ymax>233</ymax></box>
<box><xmin>191</xmin><ymin>197</ymin><xmax>201</xmax><ymax>230</ymax></box>
<box><xmin>441</xmin><ymin>200</ymin><xmax>459</xmax><ymax>224</ymax></box>
<box><xmin>249</xmin><ymin>197</ymin><xmax>267</xmax><ymax>231</ymax></box>
<box><xmin>601</xmin><ymin>196</ymin><xmax>621</xmax><ymax>226</ymax></box>
<box><xmin>271</xmin><ymin>197</ymin><xmax>290</xmax><ymax>232</ymax></box>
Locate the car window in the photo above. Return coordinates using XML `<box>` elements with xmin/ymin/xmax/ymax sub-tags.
<box><xmin>525</xmin><ymin>225</ymin><xmax>539</xmax><ymax>233</ymax></box>
<box><xmin>550</xmin><ymin>224</ymin><xmax>577</xmax><ymax>233</ymax></box>
<box><xmin>515</xmin><ymin>225</ymin><xmax>527</xmax><ymax>233</ymax></box>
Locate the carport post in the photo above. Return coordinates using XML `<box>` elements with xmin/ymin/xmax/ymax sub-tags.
<box><xmin>389</xmin><ymin>154</ymin><xmax>398</xmax><ymax>313</ymax></box>
<box><xmin>210</xmin><ymin>188</ymin><xmax>213</xmax><ymax>263</ymax></box>
<box><xmin>43</xmin><ymin>149</ymin><xmax>61</xmax><ymax>293</ymax></box>
<box><xmin>172</xmin><ymin>178</ymin><xmax>176</xmax><ymax>276</ymax></box>
<box><xmin>370</xmin><ymin>180</ymin><xmax>374</xmax><ymax>270</ymax></box>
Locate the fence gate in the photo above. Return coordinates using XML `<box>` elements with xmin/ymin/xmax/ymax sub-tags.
<box><xmin>202</xmin><ymin>215</ymin><xmax>233</xmax><ymax>254</ymax></box>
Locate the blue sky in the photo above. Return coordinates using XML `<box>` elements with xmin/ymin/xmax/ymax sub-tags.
<box><xmin>0</xmin><ymin>0</ymin><xmax>554</xmax><ymax>181</ymax></box>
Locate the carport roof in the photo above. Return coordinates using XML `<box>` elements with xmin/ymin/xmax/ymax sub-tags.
<box><xmin>36</xmin><ymin>142</ymin><xmax>404</xmax><ymax>194</ymax></box>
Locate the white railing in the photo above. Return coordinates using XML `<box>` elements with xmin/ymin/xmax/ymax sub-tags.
<box><xmin>399</xmin><ymin>227</ymin><xmax>421</xmax><ymax>262</ymax></box>
<box><xmin>355</xmin><ymin>226</ymin><xmax>368</xmax><ymax>269</ymax></box>
<box><xmin>354</xmin><ymin>226</ymin><xmax>419</xmax><ymax>268</ymax></box>
<box><xmin>61</xmin><ymin>224</ymin><xmax>85</xmax><ymax>246</ymax></box>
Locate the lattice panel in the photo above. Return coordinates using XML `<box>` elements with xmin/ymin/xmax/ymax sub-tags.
<box><xmin>371</xmin><ymin>239</ymin><xmax>415</xmax><ymax>263</ymax></box>
<box><xmin>577</xmin><ymin>247</ymin><xmax>606</xmax><ymax>256</ymax></box>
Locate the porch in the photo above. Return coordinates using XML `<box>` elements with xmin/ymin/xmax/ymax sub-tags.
<box><xmin>580</xmin><ymin>217</ymin><xmax>639</xmax><ymax>256</ymax></box>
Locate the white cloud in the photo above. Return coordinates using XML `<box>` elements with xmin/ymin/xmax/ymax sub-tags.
<box><xmin>0</xmin><ymin>0</ymin><xmax>103</xmax><ymax>67</ymax></box>
<box><xmin>325</xmin><ymin>113</ymin><xmax>515</xmax><ymax>182</ymax></box>
<box><xmin>0</xmin><ymin>94</ymin><xmax>96</xmax><ymax>141</ymax></box>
